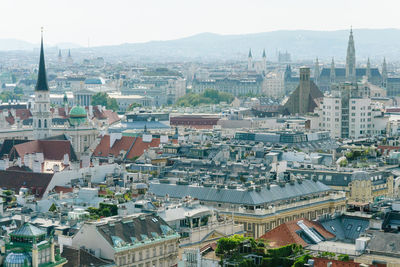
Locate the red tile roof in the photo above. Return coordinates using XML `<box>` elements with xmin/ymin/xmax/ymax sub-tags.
<box><xmin>258</xmin><ymin>218</ymin><xmax>335</xmax><ymax>248</ymax></box>
<box><xmin>53</xmin><ymin>186</ymin><xmax>74</xmax><ymax>193</ymax></box>
<box><xmin>93</xmin><ymin>135</ymin><xmax>135</xmax><ymax>158</ymax></box>
<box><xmin>312</xmin><ymin>258</ymin><xmax>379</xmax><ymax>267</ymax></box>
<box><xmin>126</xmin><ymin>137</ymin><xmax>160</xmax><ymax>159</ymax></box>
<box><xmin>10</xmin><ymin>140</ymin><xmax>74</xmax><ymax>162</ymax></box>
<box><xmin>0</xmin><ymin>170</ymin><xmax>53</xmax><ymax>198</ymax></box>
<box><xmin>93</xmin><ymin>135</ymin><xmax>162</xmax><ymax>159</ymax></box>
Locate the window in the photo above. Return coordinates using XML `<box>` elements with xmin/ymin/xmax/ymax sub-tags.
<box><xmin>346</xmin><ymin>224</ymin><xmax>352</xmax><ymax>230</ymax></box>
<box><xmin>326</xmin><ymin>175</ymin><xmax>332</xmax><ymax>181</ymax></box>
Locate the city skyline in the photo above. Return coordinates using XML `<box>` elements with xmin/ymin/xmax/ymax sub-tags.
<box><xmin>1</xmin><ymin>0</ymin><xmax>400</xmax><ymax>46</ymax></box>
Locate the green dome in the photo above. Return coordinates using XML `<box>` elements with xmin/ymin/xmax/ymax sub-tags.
<box><xmin>69</xmin><ymin>106</ymin><xmax>87</xmax><ymax>126</ymax></box>
<box><xmin>69</xmin><ymin>106</ymin><xmax>87</xmax><ymax>118</ymax></box>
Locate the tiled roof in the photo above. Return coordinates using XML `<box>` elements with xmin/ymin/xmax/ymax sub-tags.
<box><xmin>127</xmin><ymin>137</ymin><xmax>160</xmax><ymax>159</ymax></box>
<box><xmin>53</xmin><ymin>186</ymin><xmax>74</xmax><ymax>194</ymax></box>
<box><xmin>149</xmin><ymin>180</ymin><xmax>332</xmax><ymax>205</ymax></box>
<box><xmin>93</xmin><ymin>135</ymin><xmax>162</xmax><ymax>159</ymax></box>
<box><xmin>0</xmin><ymin>170</ymin><xmax>53</xmax><ymax>198</ymax></box>
<box><xmin>93</xmin><ymin>135</ymin><xmax>136</xmax><ymax>158</ymax></box>
<box><xmin>0</xmin><ymin>139</ymin><xmax>31</xmax><ymax>158</ymax></box>
<box><xmin>259</xmin><ymin>218</ymin><xmax>335</xmax><ymax>248</ymax></box>
<box><xmin>10</xmin><ymin>140</ymin><xmax>77</xmax><ymax>162</ymax></box>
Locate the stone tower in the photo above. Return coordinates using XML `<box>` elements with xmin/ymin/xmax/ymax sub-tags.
<box><xmin>345</xmin><ymin>28</ymin><xmax>356</xmax><ymax>83</ymax></box>
<box><xmin>33</xmin><ymin>29</ymin><xmax>52</xmax><ymax>140</ymax></box>
<box><xmin>299</xmin><ymin>67</ymin><xmax>311</xmax><ymax>114</ymax></box>
<box><xmin>247</xmin><ymin>49</ymin><xmax>252</xmax><ymax>70</ymax></box>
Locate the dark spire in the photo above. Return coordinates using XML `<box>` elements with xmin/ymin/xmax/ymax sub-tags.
<box><xmin>262</xmin><ymin>49</ymin><xmax>266</xmax><ymax>58</ymax></box>
<box><xmin>248</xmin><ymin>49</ymin><xmax>252</xmax><ymax>58</ymax></box>
<box><xmin>58</xmin><ymin>49</ymin><xmax>62</xmax><ymax>58</ymax></box>
<box><xmin>68</xmin><ymin>49</ymin><xmax>71</xmax><ymax>57</ymax></box>
<box><xmin>35</xmin><ymin>28</ymin><xmax>49</xmax><ymax>91</ymax></box>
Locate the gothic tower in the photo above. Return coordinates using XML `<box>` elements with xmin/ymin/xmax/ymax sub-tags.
<box><xmin>314</xmin><ymin>57</ymin><xmax>320</xmax><ymax>86</ymax></box>
<box><xmin>330</xmin><ymin>57</ymin><xmax>336</xmax><ymax>83</ymax></box>
<box><xmin>366</xmin><ymin>58</ymin><xmax>371</xmax><ymax>81</ymax></box>
<box><xmin>33</xmin><ymin>29</ymin><xmax>52</xmax><ymax>140</ymax></box>
<box><xmin>262</xmin><ymin>49</ymin><xmax>267</xmax><ymax>72</ymax></box>
<box><xmin>382</xmin><ymin>57</ymin><xmax>388</xmax><ymax>88</ymax></box>
<box><xmin>247</xmin><ymin>49</ymin><xmax>252</xmax><ymax>71</ymax></box>
<box><xmin>345</xmin><ymin>28</ymin><xmax>356</xmax><ymax>83</ymax></box>
<box><xmin>58</xmin><ymin>49</ymin><xmax>62</xmax><ymax>63</ymax></box>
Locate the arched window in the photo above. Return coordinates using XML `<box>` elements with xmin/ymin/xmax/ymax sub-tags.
<box><xmin>38</xmin><ymin>119</ymin><xmax>41</xmax><ymax>128</ymax></box>
<box><xmin>44</xmin><ymin>119</ymin><xmax>47</xmax><ymax>128</ymax></box>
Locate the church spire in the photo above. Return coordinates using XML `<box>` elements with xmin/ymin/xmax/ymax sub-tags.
<box><xmin>382</xmin><ymin>57</ymin><xmax>388</xmax><ymax>88</ymax></box>
<box><xmin>314</xmin><ymin>57</ymin><xmax>320</xmax><ymax>86</ymax></box>
<box><xmin>366</xmin><ymin>57</ymin><xmax>371</xmax><ymax>81</ymax></box>
<box><xmin>330</xmin><ymin>57</ymin><xmax>336</xmax><ymax>83</ymax></box>
<box><xmin>35</xmin><ymin>28</ymin><xmax>49</xmax><ymax>91</ymax></box>
<box><xmin>346</xmin><ymin>28</ymin><xmax>356</xmax><ymax>83</ymax></box>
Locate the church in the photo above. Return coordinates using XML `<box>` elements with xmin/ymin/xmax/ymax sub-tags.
<box><xmin>315</xmin><ymin>29</ymin><xmax>386</xmax><ymax>92</ymax></box>
<box><xmin>0</xmin><ymin>31</ymin><xmax>101</xmax><ymax>158</ymax></box>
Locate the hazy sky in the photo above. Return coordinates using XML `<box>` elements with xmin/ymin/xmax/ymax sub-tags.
<box><xmin>1</xmin><ymin>0</ymin><xmax>400</xmax><ymax>46</ymax></box>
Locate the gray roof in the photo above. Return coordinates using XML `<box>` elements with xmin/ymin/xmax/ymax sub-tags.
<box><xmin>96</xmin><ymin>214</ymin><xmax>177</xmax><ymax>248</ymax></box>
<box><xmin>368</xmin><ymin>231</ymin><xmax>400</xmax><ymax>256</ymax></box>
<box><xmin>320</xmin><ymin>215</ymin><xmax>369</xmax><ymax>242</ymax></box>
<box><xmin>351</xmin><ymin>171</ymin><xmax>370</xmax><ymax>181</ymax></box>
<box><xmin>149</xmin><ymin>180</ymin><xmax>331</xmax><ymax>205</ymax></box>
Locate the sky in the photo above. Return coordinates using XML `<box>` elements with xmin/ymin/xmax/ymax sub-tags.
<box><xmin>1</xmin><ymin>0</ymin><xmax>400</xmax><ymax>47</ymax></box>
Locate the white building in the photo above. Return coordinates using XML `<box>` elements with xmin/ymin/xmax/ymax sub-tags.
<box><xmin>263</xmin><ymin>71</ymin><xmax>284</xmax><ymax>98</ymax></box>
<box><xmin>315</xmin><ymin>82</ymin><xmax>387</xmax><ymax>139</ymax></box>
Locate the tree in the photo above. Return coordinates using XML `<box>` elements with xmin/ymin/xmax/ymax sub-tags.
<box><xmin>338</xmin><ymin>254</ymin><xmax>349</xmax><ymax>261</ymax></box>
<box><xmin>91</xmin><ymin>92</ymin><xmax>108</xmax><ymax>107</ymax></box>
<box><xmin>106</xmin><ymin>97</ymin><xmax>119</xmax><ymax>112</ymax></box>
<box><xmin>91</xmin><ymin>92</ymin><xmax>119</xmax><ymax>112</ymax></box>
<box><xmin>48</xmin><ymin>203</ymin><xmax>57</xmax><ymax>212</ymax></box>
<box><xmin>127</xmin><ymin>102</ymin><xmax>142</xmax><ymax>111</ymax></box>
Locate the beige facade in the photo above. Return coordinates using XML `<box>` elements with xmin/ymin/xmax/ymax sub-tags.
<box><xmin>114</xmin><ymin>238</ymin><xmax>178</xmax><ymax>267</ymax></box>
<box><xmin>215</xmin><ymin>193</ymin><xmax>346</xmax><ymax>238</ymax></box>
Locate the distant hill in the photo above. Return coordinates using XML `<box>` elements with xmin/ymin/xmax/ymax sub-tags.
<box><xmin>0</xmin><ymin>39</ymin><xmax>81</xmax><ymax>52</ymax></box>
<box><xmin>86</xmin><ymin>29</ymin><xmax>400</xmax><ymax>62</ymax></box>
<box><xmin>0</xmin><ymin>39</ymin><xmax>36</xmax><ymax>51</ymax></box>
<box><xmin>2</xmin><ymin>29</ymin><xmax>400</xmax><ymax>62</ymax></box>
